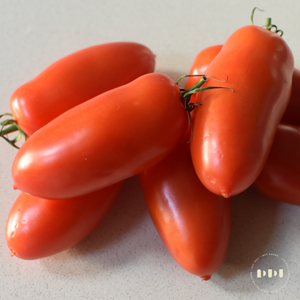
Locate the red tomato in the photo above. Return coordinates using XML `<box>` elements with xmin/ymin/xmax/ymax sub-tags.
<box><xmin>9</xmin><ymin>42</ymin><xmax>155</xmax><ymax>136</ymax></box>
<box><xmin>185</xmin><ymin>45</ymin><xmax>222</xmax><ymax>90</ymax></box>
<box><xmin>139</xmin><ymin>131</ymin><xmax>231</xmax><ymax>280</ymax></box>
<box><xmin>190</xmin><ymin>25</ymin><xmax>294</xmax><ymax>197</ymax></box>
<box><xmin>12</xmin><ymin>73</ymin><xmax>188</xmax><ymax>199</ymax></box>
<box><xmin>5</xmin><ymin>181</ymin><xmax>123</xmax><ymax>260</ymax></box>
<box><xmin>253</xmin><ymin>124</ymin><xmax>300</xmax><ymax>206</ymax></box>
<box><xmin>184</xmin><ymin>45</ymin><xmax>300</xmax><ymax>205</ymax></box>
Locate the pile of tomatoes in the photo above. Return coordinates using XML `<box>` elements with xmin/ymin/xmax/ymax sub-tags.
<box><xmin>1</xmin><ymin>9</ymin><xmax>300</xmax><ymax>281</ymax></box>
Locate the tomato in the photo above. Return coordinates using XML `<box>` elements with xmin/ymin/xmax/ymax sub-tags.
<box><xmin>190</xmin><ymin>25</ymin><xmax>294</xmax><ymax>198</ymax></box>
<box><xmin>185</xmin><ymin>44</ymin><xmax>300</xmax><ymax>204</ymax></box>
<box><xmin>5</xmin><ymin>181</ymin><xmax>123</xmax><ymax>260</ymax></box>
<box><xmin>185</xmin><ymin>45</ymin><xmax>222</xmax><ymax>90</ymax></box>
<box><xmin>8</xmin><ymin>42</ymin><xmax>155</xmax><ymax>137</ymax></box>
<box><xmin>12</xmin><ymin>73</ymin><xmax>188</xmax><ymax>199</ymax></box>
<box><xmin>139</xmin><ymin>131</ymin><xmax>231</xmax><ymax>280</ymax></box>
<box><xmin>253</xmin><ymin>124</ymin><xmax>300</xmax><ymax>206</ymax></box>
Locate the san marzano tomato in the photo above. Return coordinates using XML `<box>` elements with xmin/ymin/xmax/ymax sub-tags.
<box><xmin>5</xmin><ymin>181</ymin><xmax>123</xmax><ymax>260</ymax></box>
<box><xmin>139</xmin><ymin>131</ymin><xmax>231</xmax><ymax>280</ymax></box>
<box><xmin>12</xmin><ymin>73</ymin><xmax>188</xmax><ymax>199</ymax></box>
<box><xmin>190</xmin><ymin>24</ymin><xmax>294</xmax><ymax>197</ymax></box>
<box><xmin>185</xmin><ymin>44</ymin><xmax>300</xmax><ymax>205</ymax></box>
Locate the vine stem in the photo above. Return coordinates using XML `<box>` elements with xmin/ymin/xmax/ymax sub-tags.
<box><xmin>250</xmin><ymin>7</ymin><xmax>283</xmax><ymax>36</ymax></box>
<box><xmin>178</xmin><ymin>75</ymin><xmax>234</xmax><ymax>143</ymax></box>
<box><xmin>250</xmin><ymin>7</ymin><xmax>264</xmax><ymax>25</ymax></box>
<box><xmin>0</xmin><ymin>113</ymin><xmax>26</xmax><ymax>149</ymax></box>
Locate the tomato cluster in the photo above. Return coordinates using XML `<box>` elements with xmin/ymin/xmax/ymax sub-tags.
<box><xmin>1</xmin><ymin>9</ymin><xmax>299</xmax><ymax>281</ymax></box>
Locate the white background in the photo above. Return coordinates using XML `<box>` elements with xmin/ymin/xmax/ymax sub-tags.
<box><xmin>1</xmin><ymin>0</ymin><xmax>300</xmax><ymax>299</ymax></box>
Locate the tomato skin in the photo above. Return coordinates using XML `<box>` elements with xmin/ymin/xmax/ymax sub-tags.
<box><xmin>12</xmin><ymin>73</ymin><xmax>188</xmax><ymax>199</ymax></box>
<box><xmin>10</xmin><ymin>42</ymin><xmax>155</xmax><ymax>136</ymax></box>
<box><xmin>253</xmin><ymin>124</ymin><xmax>300</xmax><ymax>206</ymax></box>
<box><xmin>190</xmin><ymin>26</ymin><xmax>294</xmax><ymax>197</ymax></box>
<box><xmin>138</xmin><ymin>132</ymin><xmax>231</xmax><ymax>280</ymax></box>
<box><xmin>5</xmin><ymin>181</ymin><xmax>123</xmax><ymax>260</ymax></box>
<box><xmin>185</xmin><ymin>45</ymin><xmax>222</xmax><ymax>90</ymax></box>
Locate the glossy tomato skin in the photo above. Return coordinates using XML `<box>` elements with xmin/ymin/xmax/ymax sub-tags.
<box><xmin>253</xmin><ymin>124</ymin><xmax>300</xmax><ymax>206</ymax></box>
<box><xmin>139</xmin><ymin>131</ymin><xmax>231</xmax><ymax>280</ymax></box>
<box><xmin>5</xmin><ymin>181</ymin><xmax>123</xmax><ymax>260</ymax></box>
<box><xmin>12</xmin><ymin>73</ymin><xmax>188</xmax><ymax>199</ymax></box>
<box><xmin>191</xmin><ymin>26</ymin><xmax>294</xmax><ymax>197</ymax></box>
<box><xmin>10</xmin><ymin>42</ymin><xmax>155</xmax><ymax>136</ymax></box>
<box><xmin>185</xmin><ymin>45</ymin><xmax>222</xmax><ymax>90</ymax></box>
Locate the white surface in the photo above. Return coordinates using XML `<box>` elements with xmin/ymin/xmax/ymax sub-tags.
<box><xmin>1</xmin><ymin>0</ymin><xmax>300</xmax><ymax>299</ymax></box>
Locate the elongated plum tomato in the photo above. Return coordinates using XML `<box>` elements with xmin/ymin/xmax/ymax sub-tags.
<box><xmin>5</xmin><ymin>181</ymin><xmax>123</xmax><ymax>260</ymax></box>
<box><xmin>138</xmin><ymin>130</ymin><xmax>231</xmax><ymax>280</ymax></box>
<box><xmin>185</xmin><ymin>45</ymin><xmax>300</xmax><ymax>205</ymax></box>
<box><xmin>12</xmin><ymin>73</ymin><xmax>188</xmax><ymax>199</ymax></box>
<box><xmin>9</xmin><ymin>42</ymin><xmax>155</xmax><ymax>136</ymax></box>
<box><xmin>253</xmin><ymin>124</ymin><xmax>300</xmax><ymax>206</ymax></box>
<box><xmin>191</xmin><ymin>25</ymin><xmax>294</xmax><ymax>197</ymax></box>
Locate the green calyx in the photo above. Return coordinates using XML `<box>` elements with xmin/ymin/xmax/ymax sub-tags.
<box><xmin>251</xmin><ymin>7</ymin><xmax>283</xmax><ymax>36</ymax></box>
<box><xmin>177</xmin><ymin>75</ymin><xmax>234</xmax><ymax>143</ymax></box>
<box><xmin>0</xmin><ymin>113</ymin><xmax>26</xmax><ymax>149</ymax></box>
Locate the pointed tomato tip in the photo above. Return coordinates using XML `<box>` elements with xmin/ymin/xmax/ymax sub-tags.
<box><xmin>10</xmin><ymin>249</ymin><xmax>16</xmax><ymax>257</ymax></box>
<box><xmin>222</xmin><ymin>192</ymin><xmax>230</xmax><ymax>198</ymax></box>
<box><xmin>12</xmin><ymin>183</ymin><xmax>18</xmax><ymax>190</ymax></box>
<box><xmin>201</xmin><ymin>275</ymin><xmax>211</xmax><ymax>281</ymax></box>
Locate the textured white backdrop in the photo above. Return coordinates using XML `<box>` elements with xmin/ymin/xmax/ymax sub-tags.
<box><xmin>1</xmin><ymin>0</ymin><xmax>300</xmax><ymax>299</ymax></box>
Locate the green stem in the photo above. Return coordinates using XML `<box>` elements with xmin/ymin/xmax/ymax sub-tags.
<box><xmin>181</xmin><ymin>77</ymin><xmax>207</xmax><ymax>98</ymax></box>
<box><xmin>265</xmin><ymin>18</ymin><xmax>271</xmax><ymax>28</ymax></box>
<box><xmin>0</xmin><ymin>114</ymin><xmax>26</xmax><ymax>149</ymax></box>
<box><xmin>178</xmin><ymin>75</ymin><xmax>234</xmax><ymax>143</ymax></box>
<box><xmin>0</xmin><ymin>124</ymin><xmax>19</xmax><ymax>136</ymax></box>
<box><xmin>251</xmin><ymin>7</ymin><xmax>283</xmax><ymax>36</ymax></box>
<box><xmin>183</xmin><ymin>85</ymin><xmax>234</xmax><ymax>99</ymax></box>
<box><xmin>251</xmin><ymin>7</ymin><xmax>264</xmax><ymax>25</ymax></box>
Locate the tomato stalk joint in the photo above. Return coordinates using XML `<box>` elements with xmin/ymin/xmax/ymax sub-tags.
<box><xmin>178</xmin><ymin>74</ymin><xmax>234</xmax><ymax>142</ymax></box>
